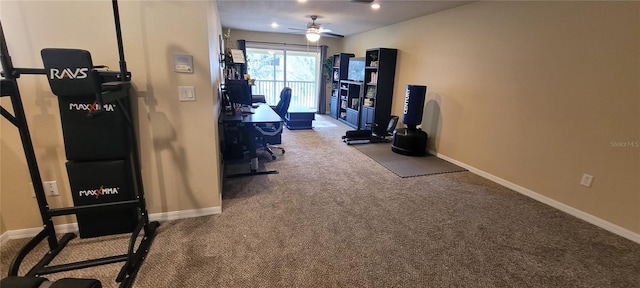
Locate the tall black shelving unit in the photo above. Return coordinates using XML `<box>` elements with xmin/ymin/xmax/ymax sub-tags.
<box><xmin>330</xmin><ymin>53</ymin><xmax>354</xmax><ymax>119</ymax></box>
<box><xmin>223</xmin><ymin>40</ymin><xmax>247</xmax><ymax>80</ymax></box>
<box><xmin>361</xmin><ymin>48</ymin><xmax>397</xmax><ymax>135</ymax></box>
<box><xmin>337</xmin><ymin>80</ymin><xmax>364</xmax><ymax>128</ymax></box>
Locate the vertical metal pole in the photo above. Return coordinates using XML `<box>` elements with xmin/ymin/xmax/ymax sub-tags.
<box><xmin>110</xmin><ymin>0</ymin><xmax>152</xmax><ymax>233</ymax></box>
<box><xmin>0</xmin><ymin>21</ymin><xmax>59</xmax><ymax>250</ymax></box>
<box><xmin>0</xmin><ymin>22</ymin><xmax>16</xmax><ymax>78</ymax></box>
<box><xmin>112</xmin><ymin>0</ymin><xmax>128</xmax><ymax>81</ymax></box>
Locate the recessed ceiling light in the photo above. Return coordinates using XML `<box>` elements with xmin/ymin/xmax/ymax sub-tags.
<box><xmin>271</xmin><ymin>22</ymin><xmax>279</xmax><ymax>28</ymax></box>
<box><xmin>297</xmin><ymin>0</ymin><xmax>307</xmax><ymax>3</ymax></box>
<box><xmin>371</xmin><ymin>3</ymin><xmax>381</xmax><ymax>9</ymax></box>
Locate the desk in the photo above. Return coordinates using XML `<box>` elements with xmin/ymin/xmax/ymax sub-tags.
<box><xmin>221</xmin><ymin>104</ymin><xmax>283</xmax><ymax>178</ymax></box>
<box><xmin>284</xmin><ymin>105</ymin><xmax>315</xmax><ymax>130</ymax></box>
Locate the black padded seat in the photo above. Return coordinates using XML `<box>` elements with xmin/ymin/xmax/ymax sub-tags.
<box><xmin>50</xmin><ymin>278</ymin><xmax>102</xmax><ymax>288</ymax></box>
<box><xmin>0</xmin><ymin>276</ymin><xmax>102</xmax><ymax>288</ymax></box>
<box><xmin>1</xmin><ymin>276</ymin><xmax>48</xmax><ymax>288</ymax></box>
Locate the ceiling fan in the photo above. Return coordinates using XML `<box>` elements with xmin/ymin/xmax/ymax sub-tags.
<box><xmin>351</xmin><ymin>0</ymin><xmax>375</xmax><ymax>2</ymax></box>
<box><xmin>289</xmin><ymin>15</ymin><xmax>344</xmax><ymax>42</ymax></box>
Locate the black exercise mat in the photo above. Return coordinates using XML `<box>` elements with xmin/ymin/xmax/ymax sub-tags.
<box><xmin>354</xmin><ymin>143</ymin><xmax>467</xmax><ymax>178</ymax></box>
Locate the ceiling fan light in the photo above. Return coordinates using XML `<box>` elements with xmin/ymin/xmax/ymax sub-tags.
<box><xmin>306</xmin><ymin>31</ymin><xmax>321</xmax><ymax>42</ymax></box>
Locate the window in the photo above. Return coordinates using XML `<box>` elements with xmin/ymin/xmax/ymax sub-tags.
<box><xmin>246</xmin><ymin>45</ymin><xmax>320</xmax><ymax>109</ymax></box>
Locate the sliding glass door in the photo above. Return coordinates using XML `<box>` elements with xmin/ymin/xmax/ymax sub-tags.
<box><xmin>246</xmin><ymin>46</ymin><xmax>320</xmax><ymax>109</ymax></box>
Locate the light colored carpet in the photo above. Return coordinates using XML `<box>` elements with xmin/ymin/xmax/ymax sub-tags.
<box><xmin>1</xmin><ymin>114</ymin><xmax>639</xmax><ymax>288</ymax></box>
<box><xmin>353</xmin><ymin>143</ymin><xmax>467</xmax><ymax>178</ymax></box>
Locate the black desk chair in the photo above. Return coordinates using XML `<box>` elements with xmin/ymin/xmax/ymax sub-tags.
<box><xmin>254</xmin><ymin>87</ymin><xmax>291</xmax><ymax>159</ymax></box>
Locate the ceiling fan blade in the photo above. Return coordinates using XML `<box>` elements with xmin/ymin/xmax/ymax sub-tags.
<box><xmin>289</xmin><ymin>15</ymin><xmax>344</xmax><ymax>39</ymax></box>
<box><xmin>319</xmin><ymin>27</ymin><xmax>334</xmax><ymax>33</ymax></box>
<box><xmin>320</xmin><ymin>32</ymin><xmax>344</xmax><ymax>38</ymax></box>
<box><xmin>351</xmin><ymin>0</ymin><xmax>374</xmax><ymax>3</ymax></box>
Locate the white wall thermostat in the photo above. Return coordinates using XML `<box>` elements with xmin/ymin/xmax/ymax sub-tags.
<box><xmin>173</xmin><ymin>54</ymin><xmax>193</xmax><ymax>73</ymax></box>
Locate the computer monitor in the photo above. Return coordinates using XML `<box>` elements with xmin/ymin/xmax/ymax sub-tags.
<box><xmin>225</xmin><ymin>79</ymin><xmax>252</xmax><ymax>107</ymax></box>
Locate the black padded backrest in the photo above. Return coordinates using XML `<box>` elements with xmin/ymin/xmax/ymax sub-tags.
<box><xmin>41</xmin><ymin>48</ymin><xmax>101</xmax><ymax>97</ymax></box>
<box><xmin>41</xmin><ymin>48</ymin><xmax>127</xmax><ymax>161</ymax></box>
<box><xmin>274</xmin><ymin>87</ymin><xmax>292</xmax><ymax>118</ymax></box>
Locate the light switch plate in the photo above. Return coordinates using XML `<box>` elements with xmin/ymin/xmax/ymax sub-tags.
<box><xmin>580</xmin><ymin>174</ymin><xmax>593</xmax><ymax>187</ymax></box>
<box><xmin>179</xmin><ymin>86</ymin><xmax>196</xmax><ymax>102</ymax></box>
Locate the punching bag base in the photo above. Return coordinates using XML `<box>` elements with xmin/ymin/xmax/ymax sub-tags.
<box><xmin>391</xmin><ymin>128</ymin><xmax>428</xmax><ymax>156</ymax></box>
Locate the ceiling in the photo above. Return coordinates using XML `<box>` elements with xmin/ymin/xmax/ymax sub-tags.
<box><xmin>217</xmin><ymin>0</ymin><xmax>472</xmax><ymax>38</ymax></box>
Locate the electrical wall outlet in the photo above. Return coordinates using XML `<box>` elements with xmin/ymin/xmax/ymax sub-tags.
<box><xmin>580</xmin><ymin>174</ymin><xmax>594</xmax><ymax>187</ymax></box>
<box><xmin>44</xmin><ymin>181</ymin><xmax>59</xmax><ymax>196</ymax></box>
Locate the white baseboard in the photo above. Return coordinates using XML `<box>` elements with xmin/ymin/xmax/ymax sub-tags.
<box><xmin>0</xmin><ymin>231</ymin><xmax>10</xmax><ymax>246</ymax></box>
<box><xmin>149</xmin><ymin>206</ymin><xmax>221</xmax><ymax>222</ymax></box>
<box><xmin>0</xmin><ymin>206</ymin><xmax>221</xmax><ymax>245</ymax></box>
<box><xmin>0</xmin><ymin>223</ymin><xmax>79</xmax><ymax>247</ymax></box>
<box><xmin>433</xmin><ymin>150</ymin><xmax>640</xmax><ymax>245</ymax></box>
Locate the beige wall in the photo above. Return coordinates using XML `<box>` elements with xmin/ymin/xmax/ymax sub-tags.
<box><xmin>343</xmin><ymin>1</ymin><xmax>640</xmax><ymax>233</ymax></box>
<box><xmin>1</xmin><ymin>0</ymin><xmax>223</xmax><ymax>233</ymax></box>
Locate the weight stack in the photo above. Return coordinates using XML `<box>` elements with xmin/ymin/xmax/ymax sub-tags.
<box><xmin>67</xmin><ymin>160</ymin><xmax>137</xmax><ymax>238</ymax></box>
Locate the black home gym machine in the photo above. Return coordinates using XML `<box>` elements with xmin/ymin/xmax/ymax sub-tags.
<box><xmin>0</xmin><ymin>1</ymin><xmax>159</xmax><ymax>287</ymax></box>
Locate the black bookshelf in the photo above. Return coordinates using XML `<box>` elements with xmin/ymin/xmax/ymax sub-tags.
<box><xmin>361</xmin><ymin>48</ymin><xmax>397</xmax><ymax>136</ymax></box>
<box><xmin>330</xmin><ymin>53</ymin><xmax>354</xmax><ymax>119</ymax></box>
<box><xmin>337</xmin><ymin>80</ymin><xmax>363</xmax><ymax>128</ymax></box>
<box><xmin>223</xmin><ymin>40</ymin><xmax>247</xmax><ymax>80</ymax></box>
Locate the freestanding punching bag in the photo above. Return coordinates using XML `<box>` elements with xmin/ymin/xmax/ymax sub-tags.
<box><xmin>391</xmin><ymin>85</ymin><xmax>428</xmax><ymax>156</ymax></box>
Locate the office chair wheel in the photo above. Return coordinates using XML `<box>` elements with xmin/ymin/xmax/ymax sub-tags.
<box><xmin>282</xmin><ymin>149</ymin><xmax>285</xmax><ymax>154</ymax></box>
<box><xmin>271</xmin><ymin>155</ymin><xmax>276</xmax><ymax>160</ymax></box>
